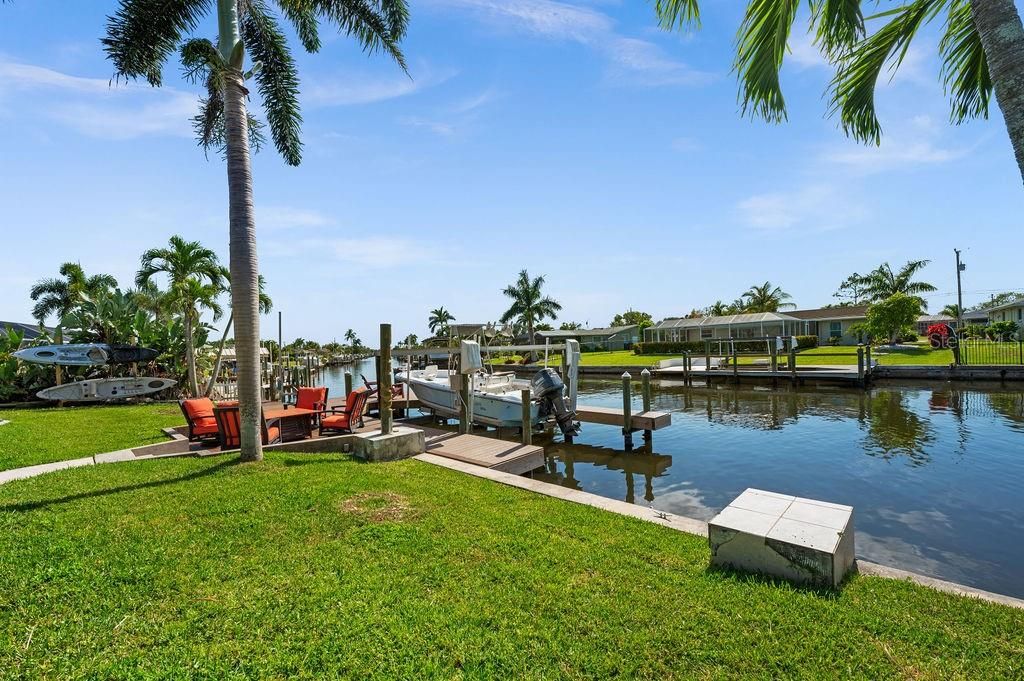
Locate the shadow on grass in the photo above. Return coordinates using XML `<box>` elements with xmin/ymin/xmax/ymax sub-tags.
<box><xmin>0</xmin><ymin>458</ymin><xmax>240</xmax><ymax>513</ymax></box>
<box><xmin>704</xmin><ymin>563</ymin><xmax>845</xmax><ymax>600</ymax></box>
<box><xmin>280</xmin><ymin>453</ymin><xmax>360</xmax><ymax>467</ymax></box>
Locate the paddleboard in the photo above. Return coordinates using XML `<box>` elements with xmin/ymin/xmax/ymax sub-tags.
<box><xmin>36</xmin><ymin>378</ymin><xmax>177</xmax><ymax>402</ymax></box>
<box><xmin>14</xmin><ymin>344</ymin><xmax>159</xmax><ymax>366</ymax></box>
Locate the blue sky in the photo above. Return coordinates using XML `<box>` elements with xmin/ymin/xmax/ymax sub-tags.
<box><xmin>1</xmin><ymin>0</ymin><xmax>1021</xmax><ymax>345</ymax></box>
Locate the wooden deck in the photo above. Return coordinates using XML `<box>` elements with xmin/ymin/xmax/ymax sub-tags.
<box><xmin>417</xmin><ymin>426</ymin><xmax>545</xmax><ymax>475</ymax></box>
<box><xmin>574</xmin><ymin>405</ymin><xmax>672</xmax><ymax>431</ymax></box>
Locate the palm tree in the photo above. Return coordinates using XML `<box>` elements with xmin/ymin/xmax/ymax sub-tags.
<box><xmin>742</xmin><ymin>282</ymin><xmax>795</xmax><ymax>313</ymax></box>
<box><xmin>137</xmin><ymin>236</ymin><xmax>226</xmax><ymax>396</ymax></box>
<box><xmin>942</xmin><ymin>303</ymin><xmax>962</xmax><ymax>318</ymax></box>
<box><xmin>205</xmin><ymin>275</ymin><xmax>273</xmax><ymax>397</ymax></box>
<box><xmin>344</xmin><ymin>329</ymin><xmax>361</xmax><ymax>352</ymax></box>
<box><xmin>705</xmin><ymin>300</ymin><xmax>732</xmax><ymax>317</ymax></box>
<box><xmin>499</xmin><ymin>270</ymin><xmax>562</xmax><ymax>355</ymax></box>
<box><xmin>30</xmin><ymin>262</ymin><xmax>117</xmax><ymax>325</ymax></box>
<box><xmin>104</xmin><ymin>2</ymin><xmax>408</xmax><ymax>462</ymax></box>
<box><xmin>860</xmin><ymin>260</ymin><xmax>937</xmax><ymax>309</ymax></box>
<box><xmin>428</xmin><ymin>307</ymin><xmax>455</xmax><ymax>338</ymax></box>
<box><xmin>655</xmin><ymin>0</ymin><xmax>1024</xmax><ymax>184</ymax></box>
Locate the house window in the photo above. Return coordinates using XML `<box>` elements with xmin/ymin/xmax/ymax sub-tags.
<box><xmin>829</xmin><ymin>322</ymin><xmax>843</xmax><ymax>338</ymax></box>
<box><xmin>700</xmin><ymin>328</ymin><xmax>713</xmax><ymax>339</ymax></box>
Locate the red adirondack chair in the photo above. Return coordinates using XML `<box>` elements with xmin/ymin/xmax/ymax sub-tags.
<box><xmin>179</xmin><ymin>398</ymin><xmax>220</xmax><ymax>443</ymax></box>
<box><xmin>213</xmin><ymin>405</ymin><xmax>282</xmax><ymax>449</ymax></box>
<box><xmin>285</xmin><ymin>386</ymin><xmax>329</xmax><ymax>424</ymax></box>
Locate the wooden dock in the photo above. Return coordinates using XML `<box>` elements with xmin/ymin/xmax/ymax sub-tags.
<box><xmin>574</xmin><ymin>405</ymin><xmax>672</xmax><ymax>431</ymax></box>
<box><xmin>418</xmin><ymin>426</ymin><xmax>544</xmax><ymax>475</ymax></box>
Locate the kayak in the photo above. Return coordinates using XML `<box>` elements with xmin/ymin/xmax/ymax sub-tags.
<box><xmin>14</xmin><ymin>344</ymin><xmax>159</xmax><ymax>366</ymax></box>
<box><xmin>36</xmin><ymin>377</ymin><xmax>177</xmax><ymax>402</ymax></box>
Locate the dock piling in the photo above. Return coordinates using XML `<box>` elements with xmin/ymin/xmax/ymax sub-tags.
<box><xmin>521</xmin><ymin>388</ymin><xmax>532</xmax><ymax>446</ymax></box>
<box><xmin>641</xmin><ymin>368</ymin><xmax>652</xmax><ymax>443</ymax></box>
<box><xmin>344</xmin><ymin>371</ymin><xmax>352</xmax><ymax>398</ymax></box>
<box><xmin>622</xmin><ymin>372</ymin><xmax>633</xmax><ymax>450</ymax></box>
<box><xmin>380</xmin><ymin>323</ymin><xmax>393</xmax><ymax>435</ymax></box>
<box><xmin>857</xmin><ymin>344</ymin><xmax>865</xmax><ymax>387</ymax></box>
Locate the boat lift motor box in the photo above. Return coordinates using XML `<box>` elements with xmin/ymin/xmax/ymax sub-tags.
<box><xmin>460</xmin><ymin>341</ymin><xmax>483</xmax><ymax>374</ymax></box>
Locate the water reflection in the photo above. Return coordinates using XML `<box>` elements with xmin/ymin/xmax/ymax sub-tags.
<box><xmin>541</xmin><ymin>380</ymin><xmax>1024</xmax><ymax>597</ymax></box>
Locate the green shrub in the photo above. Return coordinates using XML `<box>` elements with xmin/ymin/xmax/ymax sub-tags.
<box><xmin>988</xmin><ymin>321</ymin><xmax>1019</xmax><ymax>340</ymax></box>
<box><xmin>795</xmin><ymin>335</ymin><xmax>819</xmax><ymax>349</ymax></box>
<box><xmin>961</xmin><ymin>323</ymin><xmax>987</xmax><ymax>339</ymax></box>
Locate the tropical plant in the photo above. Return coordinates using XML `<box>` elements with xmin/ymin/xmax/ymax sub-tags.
<box><xmin>344</xmin><ymin>329</ymin><xmax>362</xmax><ymax>353</ymax></box>
<box><xmin>865</xmin><ymin>293</ymin><xmax>923</xmax><ymax>344</ymax></box>
<box><xmin>104</xmin><ymin>0</ymin><xmax>409</xmax><ymax>461</ymax></box>
<box><xmin>742</xmin><ymin>281</ymin><xmax>795</xmax><ymax>313</ymax></box>
<box><xmin>988</xmin><ymin>320</ymin><xmax>1020</xmax><ymax>340</ymax></box>
<box><xmin>29</xmin><ymin>262</ymin><xmax>118</xmax><ymax>325</ymax></box>
<box><xmin>428</xmin><ymin>307</ymin><xmax>455</xmax><ymax>337</ymax></box>
<box><xmin>206</xmin><ymin>275</ymin><xmax>272</xmax><ymax>397</ymax></box>
<box><xmin>136</xmin><ymin>236</ymin><xmax>226</xmax><ymax>396</ymax></box>
<box><xmin>0</xmin><ymin>329</ymin><xmax>54</xmax><ymax>402</ymax></box>
<box><xmin>559</xmin><ymin>321</ymin><xmax>583</xmax><ymax>331</ymax></box>
<box><xmin>704</xmin><ymin>300</ymin><xmax>736</xmax><ymax>317</ymax></box>
<box><xmin>499</xmin><ymin>270</ymin><xmax>562</xmax><ymax>357</ymax></box>
<box><xmin>610</xmin><ymin>309</ymin><xmax>655</xmax><ymax>330</ymax></box>
<box><xmin>655</xmin><ymin>0</ymin><xmax>1024</xmax><ymax>184</ymax></box>
<box><xmin>941</xmin><ymin>303</ymin><xmax>962</xmax><ymax>318</ymax></box>
<box><xmin>833</xmin><ymin>273</ymin><xmax>867</xmax><ymax>305</ymax></box>
<box><xmin>858</xmin><ymin>260</ymin><xmax>937</xmax><ymax>309</ymax></box>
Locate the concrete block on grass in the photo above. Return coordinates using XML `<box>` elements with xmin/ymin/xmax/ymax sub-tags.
<box><xmin>709</xmin><ymin>488</ymin><xmax>854</xmax><ymax>588</ymax></box>
<box><xmin>353</xmin><ymin>426</ymin><xmax>425</xmax><ymax>463</ymax></box>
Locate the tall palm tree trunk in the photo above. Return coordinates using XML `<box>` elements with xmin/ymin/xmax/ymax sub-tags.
<box><xmin>220</xmin><ymin>0</ymin><xmax>263</xmax><ymax>462</ymax></box>
<box><xmin>205</xmin><ymin>311</ymin><xmax>234</xmax><ymax>397</ymax></box>
<box><xmin>971</xmin><ymin>0</ymin><xmax>1024</xmax><ymax>183</ymax></box>
<box><xmin>184</xmin><ymin>311</ymin><xmax>199</xmax><ymax>396</ymax></box>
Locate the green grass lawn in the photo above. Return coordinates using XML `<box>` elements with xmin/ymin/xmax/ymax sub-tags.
<box><xmin>0</xmin><ymin>404</ymin><xmax>184</xmax><ymax>472</ymax></box>
<box><xmin>1</xmin><ymin>454</ymin><xmax>1021</xmax><ymax>678</ymax></box>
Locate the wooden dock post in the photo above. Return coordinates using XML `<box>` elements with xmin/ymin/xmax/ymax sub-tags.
<box><xmin>344</xmin><ymin>371</ymin><xmax>352</xmax><ymax>398</ymax></box>
<box><xmin>789</xmin><ymin>345</ymin><xmax>797</xmax><ymax>385</ymax></box>
<box><xmin>770</xmin><ymin>339</ymin><xmax>778</xmax><ymax>373</ymax></box>
<box><xmin>864</xmin><ymin>344</ymin><xmax>872</xmax><ymax>380</ymax></box>
<box><xmin>641</xmin><ymin>368</ymin><xmax>652</xmax><ymax>443</ymax></box>
<box><xmin>857</xmin><ymin>344</ymin><xmax>865</xmax><ymax>388</ymax></box>
<box><xmin>380</xmin><ymin>324</ymin><xmax>393</xmax><ymax>435</ymax></box>
<box><xmin>732</xmin><ymin>343</ymin><xmax>739</xmax><ymax>383</ymax></box>
<box><xmin>705</xmin><ymin>344</ymin><xmax>712</xmax><ymax>385</ymax></box>
<box><xmin>459</xmin><ymin>374</ymin><xmax>472</xmax><ymax>434</ymax></box>
<box><xmin>622</xmin><ymin>372</ymin><xmax>633</xmax><ymax>450</ymax></box>
<box><xmin>520</xmin><ymin>388</ymin><xmax>532</xmax><ymax>446</ymax></box>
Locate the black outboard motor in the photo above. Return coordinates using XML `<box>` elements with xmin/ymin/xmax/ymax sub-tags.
<box><xmin>530</xmin><ymin>368</ymin><xmax>579</xmax><ymax>436</ymax></box>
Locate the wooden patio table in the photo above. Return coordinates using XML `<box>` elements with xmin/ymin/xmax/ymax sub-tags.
<box><xmin>263</xmin><ymin>407</ymin><xmax>316</xmax><ymax>442</ymax></box>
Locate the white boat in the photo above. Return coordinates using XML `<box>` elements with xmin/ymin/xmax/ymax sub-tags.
<box><xmin>36</xmin><ymin>377</ymin><xmax>176</xmax><ymax>402</ymax></box>
<box><xmin>14</xmin><ymin>344</ymin><xmax>159</xmax><ymax>366</ymax></box>
<box><xmin>398</xmin><ymin>340</ymin><xmax>581</xmax><ymax>434</ymax></box>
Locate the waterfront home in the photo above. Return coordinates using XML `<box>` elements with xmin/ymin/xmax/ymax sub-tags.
<box><xmin>647</xmin><ymin>305</ymin><xmax>963</xmax><ymax>346</ymax></box>
<box><xmin>963</xmin><ymin>309</ymin><xmax>991</xmax><ymax>326</ymax></box>
<box><xmin>987</xmin><ymin>296</ymin><xmax>1024</xmax><ymax>325</ymax></box>
<box><xmin>536</xmin><ymin>325</ymin><xmax>640</xmax><ymax>351</ymax></box>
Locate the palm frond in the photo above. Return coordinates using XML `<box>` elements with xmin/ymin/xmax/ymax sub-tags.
<box><xmin>311</xmin><ymin>0</ymin><xmax>410</xmax><ymax>72</ymax></box>
<box><xmin>810</xmin><ymin>0</ymin><xmax>865</xmax><ymax>57</ymax></box>
<box><xmin>828</xmin><ymin>0</ymin><xmax>944</xmax><ymax>144</ymax></box>
<box><xmin>654</xmin><ymin>0</ymin><xmax>702</xmax><ymax>30</ymax></box>
<box><xmin>242</xmin><ymin>0</ymin><xmax>303</xmax><ymax>165</ymax></box>
<box><xmin>277</xmin><ymin>0</ymin><xmax>322</xmax><ymax>52</ymax></box>
<box><xmin>939</xmin><ymin>0</ymin><xmax>992</xmax><ymax>122</ymax></box>
<box><xmin>734</xmin><ymin>0</ymin><xmax>801</xmax><ymax>123</ymax></box>
<box><xmin>103</xmin><ymin>0</ymin><xmax>212</xmax><ymax>85</ymax></box>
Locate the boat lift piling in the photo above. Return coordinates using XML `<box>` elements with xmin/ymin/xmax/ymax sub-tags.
<box><xmin>621</xmin><ymin>372</ymin><xmax>633</xmax><ymax>450</ymax></box>
<box><xmin>641</xmin><ymin>368</ymin><xmax>652</xmax><ymax>443</ymax></box>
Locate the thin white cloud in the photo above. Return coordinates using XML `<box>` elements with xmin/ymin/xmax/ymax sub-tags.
<box><xmin>258</xmin><ymin>206</ymin><xmax>334</xmax><ymax>231</ymax></box>
<box><xmin>737</xmin><ymin>184</ymin><xmax>869</xmax><ymax>232</ymax></box>
<box><xmin>303</xmin><ymin>67</ymin><xmax>455</xmax><ymax>106</ymax></box>
<box><xmin>424</xmin><ymin>0</ymin><xmax>710</xmax><ymax>87</ymax></box>
<box><xmin>399</xmin><ymin>116</ymin><xmax>457</xmax><ymax>136</ymax></box>
<box><xmin>823</xmin><ymin>115</ymin><xmax>968</xmax><ymax>172</ymax></box>
<box><xmin>0</xmin><ymin>59</ymin><xmax>198</xmax><ymax>139</ymax></box>
<box><xmin>265</xmin><ymin>235</ymin><xmax>459</xmax><ymax>268</ymax></box>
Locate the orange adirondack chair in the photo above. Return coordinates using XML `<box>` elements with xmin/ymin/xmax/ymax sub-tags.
<box><xmin>319</xmin><ymin>387</ymin><xmax>370</xmax><ymax>436</ymax></box>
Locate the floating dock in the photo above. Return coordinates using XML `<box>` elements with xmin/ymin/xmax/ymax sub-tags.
<box><xmin>574</xmin><ymin>405</ymin><xmax>672</xmax><ymax>431</ymax></box>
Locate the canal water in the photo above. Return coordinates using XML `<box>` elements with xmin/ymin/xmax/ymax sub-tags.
<box><xmin>323</xmin><ymin>362</ymin><xmax>1024</xmax><ymax>598</ymax></box>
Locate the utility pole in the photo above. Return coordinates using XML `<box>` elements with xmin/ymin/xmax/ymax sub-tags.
<box><xmin>954</xmin><ymin>249</ymin><xmax>965</xmax><ymax>331</ymax></box>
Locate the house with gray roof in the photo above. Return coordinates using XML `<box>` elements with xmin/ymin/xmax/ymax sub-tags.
<box><xmin>536</xmin><ymin>325</ymin><xmax>640</xmax><ymax>351</ymax></box>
